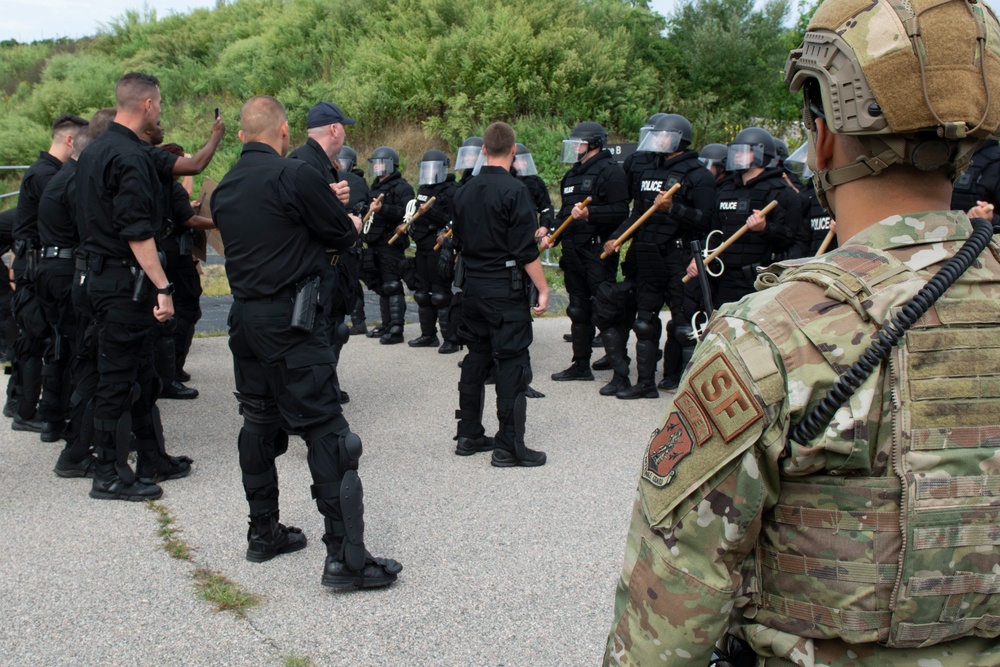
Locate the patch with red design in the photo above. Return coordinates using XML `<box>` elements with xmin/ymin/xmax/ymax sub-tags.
<box><xmin>674</xmin><ymin>390</ymin><xmax>713</xmax><ymax>446</ymax></box>
<box><xmin>642</xmin><ymin>411</ymin><xmax>694</xmax><ymax>487</ymax></box>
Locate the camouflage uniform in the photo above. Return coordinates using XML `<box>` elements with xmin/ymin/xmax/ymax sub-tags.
<box><xmin>605</xmin><ymin>210</ymin><xmax>1000</xmax><ymax>666</ymax></box>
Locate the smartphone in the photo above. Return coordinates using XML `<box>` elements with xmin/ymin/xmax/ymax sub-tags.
<box><xmin>214</xmin><ymin>107</ymin><xmax>220</xmax><ymax>120</ymax></box>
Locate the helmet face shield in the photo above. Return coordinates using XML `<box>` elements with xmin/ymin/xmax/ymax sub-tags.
<box><xmin>785</xmin><ymin>142</ymin><xmax>813</xmax><ymax>179</ymax></box>
<box><xmin>337</xmin><ymin>156</ymin><xmax>354</xmax><ymax>173</ymax></box>
<box><xmin>418</xmin><ymin>160</ymin><xmax>447</xmax><ymax>185</ymax></box>
<box><xmin>470</xmin><ymin>150</ymin><xmax>486</xmax><ymax>176</ymax></box>
<box><xmin>726</xmin><ymin>144</ymin><xmax>762</xmax><ymax>172</ymax></box>
<box><xmin>637</xmin><ymin>130</ymin><xmax>682</xmax><ymax>155</ymax></box>
<box><xmin>368</xmin><ymin>157</ymin><xmax>394</xmax><ymax>179</ymax></box>
<box><xmin>561</xmin><ymin>138</ymin><xmax>589</xmax><ymax>164</ymax></box>
<box><xmin>638</xmin><ymin>124</ymin><xmax>654</xmax><ymax>147</ymax></box>
<box><xmin>512</xmin><ymin>152</ymin><xmax>538</xmax><ymax>176</ymax></box>
<box><xmin>455</xmin><ymin>145</ymin><xmax>481</xmax><ymax>171</ymax></box>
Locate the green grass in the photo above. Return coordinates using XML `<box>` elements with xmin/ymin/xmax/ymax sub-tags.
<box><xmin>283</xmin><ymin>654</ymin><xmax>314</xmax><ymax>667</ymax></box>
<box><xmin>192</xmin><ymin>568</ymin><xmax>261</xmax><ymax>618</ymax></box>
<box><xmin>200</xmin><ymin>263</ymin><xmax>231</xmax><ymax>297</ymax></box>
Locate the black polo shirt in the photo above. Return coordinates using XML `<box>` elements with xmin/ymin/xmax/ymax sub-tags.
<box><xmin>37</xmin><ymin>159</ymin><xmax>79</xmax><ymax>249</ymax></box>
<box><xmin>0</xmin><ymin>208</ymin><xmax>16</xmax><ymax>255</ymax></box>
<box><xmin>15</xmin><ymin>150</ymin><xmax>63</xmax><ymax>244</ymax></box>
<box><xmin>212</xmin><ymin>142</ymin><xmax>357</xmax><ymax>299</ymax></box>
<box><xmin>289</xmin><ymin>137</ymin><xmax>338</xmax><ymax>184</ymax></box>
<box><xmin>76</xmin><ymin>122</ymin><xmax>161</xmax><ymax>260</ymax></box>
<box><xmin>453</xmin><ymin>165</ymin><xmax>539</xmax><ymax>273</ymax></box>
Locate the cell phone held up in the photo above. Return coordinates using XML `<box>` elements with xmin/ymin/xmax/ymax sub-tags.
<box><xmin>214</xmin><ymin>107</ymin><xmax>221</xmax><ymax>120</ymax></box>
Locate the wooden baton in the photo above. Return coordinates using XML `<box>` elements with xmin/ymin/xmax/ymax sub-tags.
<box><xmin>362</xmin><ymin>193</ymin><xmax>385</xmax><ymax>226</ymax></box>
<box><xmin>599</xmin><ymin>183</ymin><xmax>682</xmax><ymax>260</ymax></box>
<box><xmin>388</xmin><ymin>196</ymin><xmax>436</xmax><ymax>245</ymax></box>
<box><xmin>683</xmin><ymin>199</ymin><xmax>779</xmax><ymax>283</ymax></box>
<box><xmin>433</xmin><ymin>228</ymin><xmax>453</xmax><ymax>252</ymax></box>
<box><xmin>814</xmin><ymin>227</ymin><xmax>836</xmax><ymax>256</ymax></box>
<box><xmin>546</xmin><ymin>196</ymin><xmax>593</xmax><ymax>245</ymax></box>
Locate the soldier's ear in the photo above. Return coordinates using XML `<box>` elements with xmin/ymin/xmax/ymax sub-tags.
<box><xmin>812</xmin><ymin>118</ymin><xmax>835</xmax><ymax>173</ymax></box>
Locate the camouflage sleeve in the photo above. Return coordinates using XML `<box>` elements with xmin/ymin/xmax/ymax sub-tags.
<box><xmin>604</xmin><ymin>315</ymin><xmax>789</xmax><ymax>666</ymax></box>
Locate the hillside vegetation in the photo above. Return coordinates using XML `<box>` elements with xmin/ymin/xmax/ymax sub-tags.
<box><xmin>0</xmin><ymin>0</ymin><xmax>809</xmax><ymax>201</ymax></box>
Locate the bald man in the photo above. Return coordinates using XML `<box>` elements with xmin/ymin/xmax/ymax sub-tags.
<box><xmin>76</xmin><ymin>72</ymin><xmax>193</xmax><ymax>502</ymax></box>
<box><xmin>212</xmin><ymin>95</ymin><xmax>401</xmax><ymax>589</ymax></box>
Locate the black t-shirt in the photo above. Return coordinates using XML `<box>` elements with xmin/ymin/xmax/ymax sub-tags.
<box><xmin>37</xmin><ymin>159</ymin><xmax>78</xmax><ymax>249</ymax></box>
<box><xmin>212</xmin><ymin>142</ymin><xmax>357</xmax><ymax>299</ymax></box>
<box><xmin>453</xmin><ymin>165</ymin><xmax>539</xmax><ymax>273</ymax></box>
<box><xmin>15</xmin><ymin>150</ymin><xmax>63</xmax><ymax>243</ymax></box>
<box><xmin>77</xmin><ymin>123</ymin><xmax>161</xmax><ymax>260</ymax></box>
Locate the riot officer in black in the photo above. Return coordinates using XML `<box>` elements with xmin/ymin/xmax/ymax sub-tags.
<box><xmin>212</xmin><ymin>95</ymin><xmax>400</xmax><ymax>589</ymax></box>
<box><xmin>289</xmin><ymin>102</ymin><xmax>363</xmax><ymax>403</ymax></box>
<box><xmin>361</xmin><ymin>147</ymin><xmax>414</xmax><ymax>345</ymax></box>
<box><xmin>338</xmin><ymin>145</ymin><xmax>371</xmax><ymax>336</ymax></box>
<box><xmin>76</xmin><ymin>72</ymin><xmax>193</xmax><ymax>501</ymax></box>
<box><xmin>952</xmin><ymin>138</ymin><xmax>1000</xmax><ymax>222</ymax></box>
<box><xmin>693</xmin><ymin>127</ymin><xmax>801</xmax><ymax>306</ymax></box>
<box><xmin>408</xmin><ymin>149</ymin><xmax>457</xmax><ymax>351</ymax></box>
<box><xmin>455</xmin><ymin>136</ymin><xmax>484</xmax><ymax>187</ymax></box>
<box><xmin>0</xmin><ymin>209</ymin><xmax>15</xmax><ymax>374</ymax></box>
<box><xmin>10</xmin><ymin>113</ymin><xmax>89</xmax><ymax>437</ymax></box>
<box><xmin>452</xmin><ymin>121</ymin><xmax>550</xmax><ymax>467</ymax></box>
<box><xmin>602</xmin><ymin>114</ymin><xmax>716</xmax><ymax>400</ymax></box>
<box><xmin>541</xmin><ymin>122</ymin><xmax>629</xmax><ymax>385</ymax></box>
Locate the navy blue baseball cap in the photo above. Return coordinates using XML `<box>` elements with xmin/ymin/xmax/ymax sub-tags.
<box><xmin>306</xmin><ymin>101</ymin><xmax>356</xmax><ymax>128</ymax></box>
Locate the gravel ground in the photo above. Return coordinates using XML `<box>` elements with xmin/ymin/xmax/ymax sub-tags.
<box><xmin>0</xmin><ymin>315</ymin><xmax>671</xmax><ymax>667</ymax></box>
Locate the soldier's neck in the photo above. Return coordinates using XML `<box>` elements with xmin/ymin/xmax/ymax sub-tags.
<box><xmin>830</xmin><ymin>176</ymin><xmax>954</xmax><ymax>242</ymax></box>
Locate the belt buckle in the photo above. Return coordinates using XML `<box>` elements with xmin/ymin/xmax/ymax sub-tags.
<box><xmin>329</xmin><ymin>253</ymin><xmax>340</xmax><ymax>267</ymax></box>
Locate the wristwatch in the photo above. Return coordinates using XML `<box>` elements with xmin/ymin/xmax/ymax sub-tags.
<box><xmin>155</xmin><ymin>282</ymin><xmax>175</xmax><ymax>295</ymax></box>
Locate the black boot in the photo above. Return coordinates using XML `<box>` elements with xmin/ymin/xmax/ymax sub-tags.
<box><xmin>455</xmin><ymin>435</ymin><xmax>495</xmax><ymax>456</ymax></box>
<box><xmin>659</xmin><ymin>344</ymin><xmax>695</xmax><ymax>391</ymax></box>
<box><xmin>551</xmin><ymin>361</ymin><xmax>594</xmax><ymax>382</ymax></box>
<box><xmin>617</xmin><ymin>339</ymin><xmax>660</xmax><ymax>399</ymax></box>
<box><xmin>380</xmin><ymin>294</ymin><xmax>406</xmax><ymax>345</ymax></box>
<box><xmin>409</xmin><ymin>306</ymin><xmax>438</xmax><ymax>347</ymax></box>
<box><xmin>367</xmin><ymin>297</ymin><xmax>391</xmax><ymax>337</ymax></box>
<box><xmin>246</xmin><ymin>510</ymin><xmax>307</xmax><ymax>563</ymax></box>
<box><xmin>90</xmin><ymin>456</ymin><xmax>162</xmax><ymax>501</ymax></box>
<box><xmin>349</xmin><ymin>299</ymin><xmax>367</xmax><ymax>335</ymax></box>
<box><xmin>598</xmin><ymin>327</ymin><xmax>631</xmax><ymax>396</ymax></box>
<box><xmin>491</xmin><ymin>395</ymin><xmax>546</xmax><ymax>467</ymax></box>
<box><xmin>54</xmin><ymin>448</ymin><xmax>96</xmax><ymax>478</ymax></box>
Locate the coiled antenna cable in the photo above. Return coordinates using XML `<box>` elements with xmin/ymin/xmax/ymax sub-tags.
<box><xmin>789</xmin><ymin>217</ymin><xmax>998</xmax><ymax>445</ymax></box>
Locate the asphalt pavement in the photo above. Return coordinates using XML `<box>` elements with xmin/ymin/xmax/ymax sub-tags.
<box><xmin>0</xmin><ymin>315</ymin><xmax>671</xmax><ymax>667</ymax></box>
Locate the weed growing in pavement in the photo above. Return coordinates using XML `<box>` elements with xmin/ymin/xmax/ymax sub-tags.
<box><xmin>192</xmin><ymin>568</ymin><xmax>261</xmax><ymax>618</ymax></box>
<box><xmin>283</xmin><ymin>654</ymin><xmax>314</xmax><ymax>667</ymax></box>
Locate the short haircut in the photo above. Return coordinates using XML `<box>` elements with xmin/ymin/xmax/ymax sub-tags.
<box><xmin>115</xmin><ymin>72</ymin><xmax>160</xmax><ymax>112</ymax></box>
<box><xmin>73</xmin><ymin>124</ymin><xmax>95</xmax><ymax>156</ymax></box>
<box><xmin>483</xmin><ymin>122</ymin><xmax>515</xmax><ymax>157</ymax></box>
<box><xmin>240</xmin><ymin>95</ymin><xmax>286</xmax><ymax>141</ymax></box>
<box><xmin>161</xmin><ymin>142</ymin><xmax>185</xmax><ymax>157</ymax></box>
<box><xmin>88</xmin><ymin>107</ymin><xmax>117</xmax><ymax>139</ymax></box>
<box><xmin>51</xmin><ymin>113</ymin><xmax>88</xmax><ymax>137</ymax></box>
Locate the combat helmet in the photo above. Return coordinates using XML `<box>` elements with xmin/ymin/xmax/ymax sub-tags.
<box><xmin>638</xmin><ymin>112</ymin><xmax>668</xmax><ymax>146</ymax></box>
<box><xmin>562</xmin><ymin>121</ymin><xmax>608</xmax><ymax>163</ymax></box>
<box><xmin>699</xmin><ymin>143</ymin><xmax>728</xmax><ymax>171</ymax></box>
<box><xmin>418</xmin><ymin>149</ymin><xmax>449</xmax><ymax>185</ymax></box>
<box><xmin>784</xmin><ymin>0</ymin><xmax>1000</xmax><ymax>202</ymax></box>
<box><xmin>455</xmin><ymin>137</ymin><xmax>484</xmax><ymax>172</ymax></box>
<box><xmin>513</xmin><ymin>143</ymin><xmax>538</xmax><ymax>176</ymax></box>
<box><xmin>337</xmin><ymin>145</ymin><xmax>357</xmax><ymax>173</ymax></box>
<box><xmin>368</xmin><ymin>146</ymin><xmax>398</xmax><ymax>179</ymax></box>
<box><xmin>727</xmin><ymin>127</ymin><xmax>775</xmax><ymax>172</ymax></box>
<box><xmin>637</xmin><ymin>114</ymin><xmax>693</xmax><ymax>154</ymax></box>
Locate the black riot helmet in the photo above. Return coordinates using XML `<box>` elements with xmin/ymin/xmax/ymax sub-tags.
<box><xmin>418</xmin><ymin>149</ymin><xmax>450</xmax><ymax>186</ymax></box>
<box><xmin>638</xmin><ymin>112</ymin><xmax>667</xmax><ymax>146</ymax></box>
<box><xmin>637</xmin><ymin>114</ymin><xmax>693</xmax><ymax>155</ymax></box>
<box><xmin>512</xmin><ymin>143</ymin><xmax>538</xmax><ymax>176</ymax></box>
<box><xmin>337</xmin><ymin>145</ymin><xmax>357</xmax><ymax>173</ymax></box>
<box><xmin>562</xmin><ymin>121</ymin><xmax>607</xmax><ymax>163</ymax></box>
<box><xmin>368</xmin><ymin>146</ymin><xmax>399</xmax><ymax>179</ymax></box>
<box><xmin>727</xmin><ymin>127</ymin><xmax>775</xmax><ymax>172</ymax></box>
<box><xmin>455</xmin><ymin>136</ymin><xmax>484</xmax><ymax>172</ymax></box>
<box><xmin>698</xmin><ymin>143</ymin><xmax>728</xmax><ymax>173</ymax></box>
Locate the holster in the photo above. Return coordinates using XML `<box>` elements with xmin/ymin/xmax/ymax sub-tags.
<box><xmin>510</xmin><ymin>266</ymin><xmax>523</xmax><ymax>292</ymax></box>
<box><xmin>291</xmin><ymin>275</ymin><xmax>321</xmax><ymax>333</ymax></box>
<box><xmin>453</xmin><ymin>254</ymin><xmax>466</xmax><ymax>289</ymax></box>
<box><xmin>131</xmin><ymin>268</ymin><xmax>147</xmax><ymax>302</ymax></box>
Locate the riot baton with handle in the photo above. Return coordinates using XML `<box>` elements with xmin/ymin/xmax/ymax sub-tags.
<box><xmin>546</xmin><ymin>196</ymin><xmax>593</xmax><ymax>245</ymax></box>
<box><xmin>433</xmin><ymin>227</ymin><xmax>453</xmax><ymax>251</ymax></box>
<box><xmin>815</xmin><ymin>227</ymin><xmax>836</xmax><ymax>256</ymax></box>
<box><xmin>682</xmin><ymin>199</ymin><xmax>779</xmax><ymax>283</ymax></box>
<box><xmin>361</xmin><ymin>192</ymin><xmax>385</xmax><ymax>231</ymax></box>
<box><xmin>388</xmin><ymin>196</ymin><xmax>436</xmax><ymax>245</ymax></box>
<box><xmin>599</xmin><ymin>183</ymin><xmax>682</xmax><ymax>260</ymax></box>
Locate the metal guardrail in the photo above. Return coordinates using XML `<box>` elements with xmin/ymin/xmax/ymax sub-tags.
<box><xmin>1</xmin><ymin>165</ymin><xmax>27</xmax><ymax>202</ymax></box>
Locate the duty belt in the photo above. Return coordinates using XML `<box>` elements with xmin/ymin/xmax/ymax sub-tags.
<box><xmin>41</xmin><ymin>246</ymin><xmax>75</xmax><ymax>260</ymax></box>
<box><xmin>326</xmin><ymin>250</ymin><xmax>341</xmax><ymax>266</ymax></box>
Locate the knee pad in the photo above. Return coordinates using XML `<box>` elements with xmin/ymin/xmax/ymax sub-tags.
<box><xmin>566</xmin><ymin>303</ymin><xmax>590</xmax><ymax>323</ymax></box>
<box><xmin>382</xmin><ymin>280</ymin><xmax>403</xmax><ymax>296</ymax></box>
<box><xmin>430</xmin><ymin>291</ymin><xmax>451</xmax><ymax>308</ymax></box>
<box><xmin>412</xmin><ymin>290</ymin><xmax>431</xmax><ymax>307</ymax></box>
<box><xmin>631</xmin><ymin>312</ymin><xmax>660</xmax><ymax>341</ymax></box>
<box><xmin>674</xmin><ymin>324</ymin><xmax>696</xmax><ymax>345</ymax></box>
<box><xmin>339</xmin><ymin>470</ymin><xmax>366</xmax><ymax>571</ymax></box>
<box><xmin>334</xmin><ymin>322</ymin><xmax>350</xmax><ymax>345</ymax></box>
<box><xmin>339</xmin><ymin>431</ymin><xmax>363</xmax><ymax>472</ymax></box>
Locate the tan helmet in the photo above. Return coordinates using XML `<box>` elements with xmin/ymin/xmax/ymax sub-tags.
<box><xmin>784</xmin><ymin>0</ymin><xmax>1000</xmax><ymax>194</ymax></box>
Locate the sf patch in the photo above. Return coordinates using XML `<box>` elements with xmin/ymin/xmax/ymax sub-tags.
<box><xmin>642</xmin><ymin>411</ymin><xmax>695</xmax><ymax>487</ymax></box>
<box><xmin>689</xmin><ymin>352</ymin><xmax>762</xmax><ymax>442</ymax></box>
